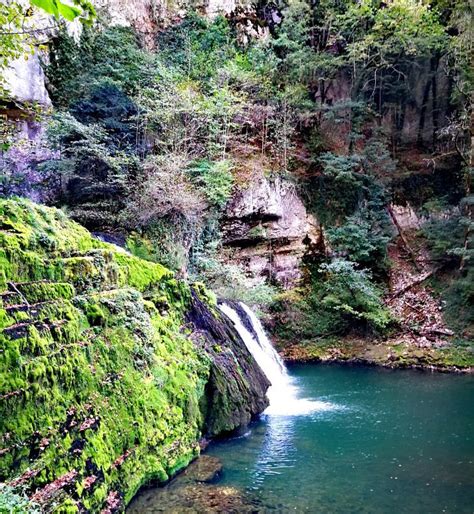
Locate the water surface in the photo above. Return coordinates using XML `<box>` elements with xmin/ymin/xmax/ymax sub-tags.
<box><xmin>206</xmin><ymin>364</ymin><xmax>474</xmax><ymax>513</ymax></box>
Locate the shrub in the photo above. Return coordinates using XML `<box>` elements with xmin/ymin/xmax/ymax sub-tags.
<box><xmin>191</xmin><ymin>253</ymin><xmax>278</xmax><ymax>306</ymax></box>
<box><xmin>126</xmin><ymin>154</ymin><xmax>206</xmax><ymax>226</ymax></box>
<box><xmin>315</xmin><ymin>259</ymin><xmax>392</xmax><ymax>332</ymax></box>
<box><xmin>70</xmin><ymin>80</ymin><xmax>138</xmax><ymax>148</ymax></box>
<box><xmin>47</xmin><ymin>26</ymin><xmax>155</xmax><ymax>106</ymax></box>
<box><xmin>422</xmin><ymin>214</ymin><xmax>465</xmax><ymax>264</ymax></box>
<box><xmin>326</xmin><ymin>210</ymin><xmax>391</xmax><ymax>272</ymax></box>
<box><xmin>126</xmin><ymin>223</ymin><xmax>190</xmax><ymax>272</ymax></box>
<box><xmin>187</xmin><ymin>159</ymin><xmax>234</xmax><ymax>208</ymax></box>
<box><xmin>272</xmin><ymin>258</ymin><xmax>392</xmax><ymax>342</ymax></box>
<box><xmin>156</xmin><ymin>14</ymin><xmax>235</xmax><ymax>83</ymax></box>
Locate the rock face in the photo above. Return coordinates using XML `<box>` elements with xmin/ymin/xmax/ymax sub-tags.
<box><xmin>99</xmin><ymin>0</ymin><xmax>248</xmax><ymax>33</ymax></box>
<box><xmin>0</xmin><ymin>198</ymin><xmax>268</xmax><ymax>512</ymax></box>
<box><xmin>3</xmin><ymin>54</ymin><xmax>51</xmax><ymax>107</ymax></box>
<box><xmin>222</xmin><ymin>176</ymin><xmax>320</xmax><ymax>287</ymax></box>
<box><xmin>187</xmin><ymin>291</ymin><xmax>269</xmax><ymax>436</ymax></box>
<box><xmin>319</xmin><ymin>57</ymin><xmax>452</xmax><ymax>151</ymax></box>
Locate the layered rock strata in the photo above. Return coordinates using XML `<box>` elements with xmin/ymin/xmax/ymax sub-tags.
<box><xmin>222</xmin><ymin>176</ymin><xmax>321</xmax><ymax>287</ymax></box>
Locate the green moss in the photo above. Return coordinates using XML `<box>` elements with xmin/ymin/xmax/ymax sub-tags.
<box><xmin>0</xmin><ymin>198</ymin><xmax>212</xmax><ymax>512</ymax></box>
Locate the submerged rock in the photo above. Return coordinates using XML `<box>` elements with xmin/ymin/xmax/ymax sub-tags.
<box><xmin>128</xmin><ymin>483</ymin><xmax>260</xmax><ymax>513</ymax></box>
<box><xmin>127</xmin><ymin>455</ymin><xmax>264</xmax><ymax>513</ymax></box>
<box><xmin>0</xmin><ymin>198</ymin><xmax>268</xmax><ymax>512</ymax></box>
<box><xmin>182</xmin><ymin>456</ymin><xmax>223</xmax><ymax>483</ymax></box>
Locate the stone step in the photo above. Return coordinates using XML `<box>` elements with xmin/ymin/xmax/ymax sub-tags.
<box><xmin>0</xmin><ymin>291</ymin><xmax>23</xmax><ymax>307</ymax></box>
<box><xmin>10</xmin><ymin>281</ymin><xmax>75</xmax><ymax>302</ymax></box>
<box><xmin>6</xmin><ymin>300</ymin><xmax>54</xmax><ymax>313</ymax></box>
<box><xmin>21</xmin><ymin>339</ymin><xmax>92</xmax><ymax>368</ymax></box>
<box><xmin>2</xmin><ymin>319</ymin><xmax>69</xmax><ymax>341</ymax></box>
<box><xmin>2</xmin><ymin>320</ymin><xmax>48</xmax><ymax>340</ymax></box>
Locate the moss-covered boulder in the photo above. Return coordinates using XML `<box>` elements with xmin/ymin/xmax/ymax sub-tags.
<box><xmin>0</xmin><ymin>198</ymin><xmax>268</xmax><ymax>512</ymax></box>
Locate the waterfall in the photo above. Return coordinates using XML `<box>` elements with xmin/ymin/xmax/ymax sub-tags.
<box><xmin>219</xmin><ymin>301</ymin><xmax>334</xmax><ymax>416</ymax></box>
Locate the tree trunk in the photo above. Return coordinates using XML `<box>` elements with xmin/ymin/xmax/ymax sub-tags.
<box><xmin>431</xmin><ymin>53</ymin><xmax>440</xmax><ymax>149</ymax></box>
<box><xmin>417</xmin><ymin>68</ymin><xmax>431</xmax><ymax>147</ymax></box>
<box><xmin>387</xmin><ymin>205</ymin><xmax>420</xmax><ymax>271</ymax></box>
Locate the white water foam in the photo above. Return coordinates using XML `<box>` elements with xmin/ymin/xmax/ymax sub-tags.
<box><xmin>219</xmin><ymin>301</ymin><xmax>336</xmax><ymax>416</ymax></box>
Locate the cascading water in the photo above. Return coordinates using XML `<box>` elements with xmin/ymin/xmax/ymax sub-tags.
<box><xmin>219</xmin><ymin>301</ymin><xmax>334</xmax><ymax>416</ymax></box>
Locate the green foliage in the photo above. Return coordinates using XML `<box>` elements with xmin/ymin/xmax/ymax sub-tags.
<box><xmin>126</xmin><ymin>222</ymin><xmax>190</xmax><ymax>272</ymax></box>
<box><xmin>316</xmin><ymin>259</ymin><xmax>392</xmax><ymax>331</ymax></box>
<box><xmin>306</xmin><ymin>152</ymin><xmax>380</xmax><ymax>225</ymax></box>
<box><xmin>319</xmin><ymin>152</ymin><xmax>362</xmax><ymax>183</ymax></box>
<box><xmin>423</xmin><ymin>210</ymin><xmax>474</xmax><ymax>338</ymax></box>
<box><xmin>423</xmin><ymin>214</ymin><xmax>465</xmax><ymax>263</ymax></box>
<box><xmin>191</xmin><ymin>252</ymin><xmax>278</xmax><ymax>307</ymax></box>
<box><xmin>327</xmin><ymin>211</ymin><xmax>391</xmax><ymax>272</ymax></box>
<box><xmin>136</xmin><ymin>67</ymin><xmax>244</xmax><ymax>159</ymax></box>
<box><xmin>156</xmin><ymin>14</ymin><xmax>235</xmax><ymax>83</ymax></box>
<box><xmin>340</xmin><ymin>0</ymin><xmax>447</xmax><ymax>60</ymax></box>
<box><xmin>188</xmin><ymin>160</ymin><xmax>234</xmax><ymax>208</ymax></box>
<box><xmin>30</xmin><ymin>0</ymin><xmax>94</xmax><ymax>22</ymax></box>
<box><xmin>70</xmin><ymin>80</ymin><xmax>138</xmax><ymax>147</ymax></box>
<box><xmin>47</xmin><ymin>26</ymin><xmax>155</xmax><ymax>107</ymax></box>
<box><xmin>269</xmin><ymin>0</ymin><xmax>319</xmax><ymax>85</ymax></box>
<box><xmin>335</xmin><ymin>0</ymin><xmax>447</xmax><ymax>106</ymax></box>
<box><xmin>272</xmin><ymin>257</ymin><xmax>392</xmax><ymax>342</ymax></box>
<box><xmin>362</xmin><ymin>138</ymin><xmax>398</xmax><ymax>179</ymax></box>
<box><xmin>43</xmin><ymin>111</ymin><xmax>139</xmax><ymax>228</ymax></box>
<box><xmin>0</xmin><ymin>484</ymin><xmax>41</xmax><ymax>514</ymax></box>
<box><xmin>125</xmin><ymin>153</ymin><xmax>206</xmax><ymax>227</ymax></box>
<box><xmin>440</xmin><ymin>267</ymin><xmax>474</xmax><ymax>338</ymax></box>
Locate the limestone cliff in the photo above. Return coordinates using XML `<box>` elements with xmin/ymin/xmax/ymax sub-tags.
<box><xmin>0</xmin><ymin>198</ymin><xmax>268</xmax><ymax>512</ymax></box>
<box><xmin>222</xmin><ymin>175</ymin><xmax>321</xmax><ymax>287</ymax></box>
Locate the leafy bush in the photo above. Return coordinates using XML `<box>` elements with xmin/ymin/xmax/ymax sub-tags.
<box><xmin>0</xmin><ymin>484</ymin><xmax>40</xmax><ymax>514</ymax></box>
<box><xmin>126</xmin><ymin>223</ymin><xmax>190</xmax><ymax>272</ymax></box>
<box><xmin>326</xmin><ymin>209</ymin><xmax>392</xmax><ymax>272</ymax></box>
<box><xmin>318</xmin><ymin>152</ymin><xmax>362</xmax><ymax>183</ymax></box>
<box><xmin>191</xmin><ymin>252</ymin><xmax>278</xmax><ymax>306</ymax></box>
<box><xmin>47</xmin><ymin>26</ymin><xmax>155</xmax><ymax>106</ymax></box>
<box><xmin>423</xmin><ymin>211</ymin><xmax>473</xmax><ymax>338</ymax></box>
<box><xmin>272</xmin><ymin>258</ymin><xmax>392</xmax><ymax>341</ymax></box>
<box><xmin>46</xmin><ymin>112</ymin><xmax>137</xmax><ymax>187</ymax></box>
<box><xmin>156</xmin><ymin>14</ymin><xmax>235</xmax><ymax>83</ymax></box>
<box><xmin>126</xmin><ymin>154</ymin><xmax>206</xmax><ymax>226</ymax></box>
<box><xmin>303</xmin><ymin>153</ymin><xmax>366</xmax><ymax>225</ymax></box>
<box><xmin>188</xmin><ymin>159</ymin><xmax>234</xmax><ymax>208</ymax></box>
<box><xmin>70</xmin><ymin>80</ymin><xmax>138</xmax><ymax>148</ymax></box>
<box><xmin>137</xmin><ymin>68</ymin><xmax>243</xmax><ymax>159</ymax></box>
<box><xmin>316</xmin><ymin>259</ymin><xmax>392</xmax><ymax>331</ymax></box>
<box><xmin>362</xmin><ymin>138</ymin><xmax>397</xmax><ymax>179</ymax></box>
<box><xmin>423</xmin><ymin>214</ymin><xmax>465</xmax><ymax>263</ymax></box>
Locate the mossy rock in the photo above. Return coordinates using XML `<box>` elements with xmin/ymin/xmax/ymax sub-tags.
<box><xmin>0</xmin><ymin>198</ymin><xmax>269</xmax><ymax>512</ymax></box>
